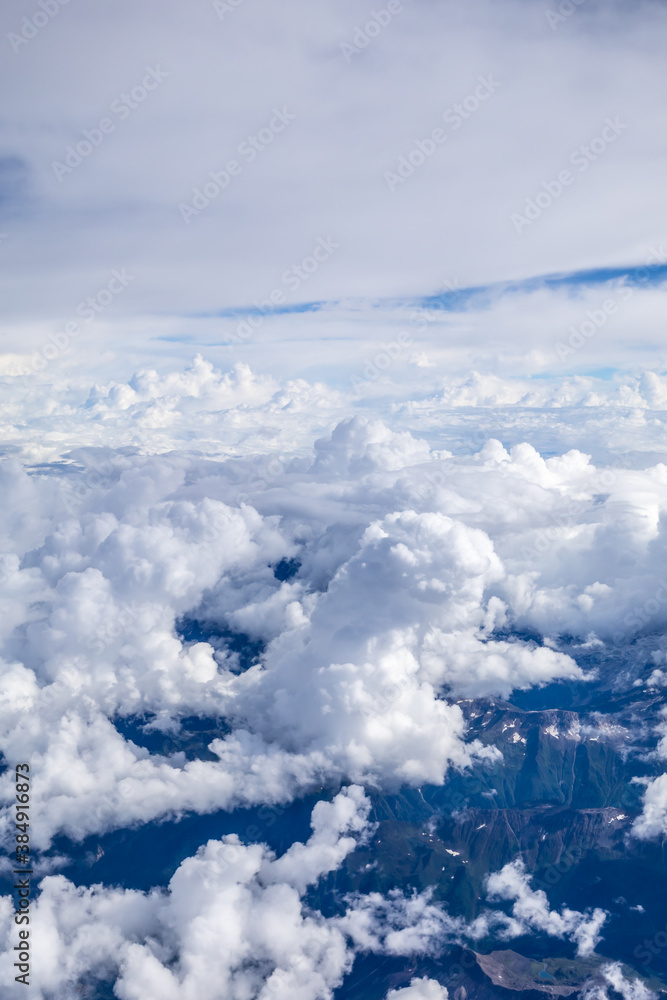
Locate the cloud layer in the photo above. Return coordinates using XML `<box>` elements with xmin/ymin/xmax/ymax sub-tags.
<box><xmin>0</xmin><ymin>790</ymin><xmax>610</xmax><ymax>999</ymax></box>
<box><xmin>3</xmin><ymin>0</ymin><xmax>667</xmax><ymax>324</ymax></box>
<box><xmin>2</xmin><ymin>357</ymin><xmax>667</xmax><ymax>849</ymax></box>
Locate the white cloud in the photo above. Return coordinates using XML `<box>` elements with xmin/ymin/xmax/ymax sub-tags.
<box><xmin>4</xmin><ymin>368</ymin><xmax>667</xmax><ymax>847</ymax></box>
<box><xmin>599</xmin><ymin>963</ymin><xmax>656</xmax><ymax>1000</ymax></box>
<box><xmin>582</xmin><ymin>962</ymin><xmax>657</xmax><ymax>1000</ymax></box>
<box><xmin>3</xmin><ymin>396</ymin><xmax>606</xmax><ymax>847</ymax></box>
<box><xmin>341</xmin><ymin>856</ymin><xmax>608</xmax><ymax>960</ymax></box>
<box><xmin>3</xmin><ymin>0</ymin><xmax>667</xmax><ymax>990</ymax></box>
<box><xmin>633</xmin><ymin>772</ymin><xmax>667</xmax><ymax>840</ymax></box>
<box><xmin>0</xmin><ymin>791</ymin><xmax>616</xmax><ymax>999</ymax></box>
<box><xmin>631</xmin><ymin>709</ymin><xmax>667</xmax><ymax>840</ymax></box>
<box><xmin>483</xmin><ymin>859</ymin><xmax>607</xmax><ymax>957</ymax></box>
<box><xmin>312</xmin><ymin>416</ymin><xmax>431</xmax><ymax>474</ymax></box>
<box><xmin>3</xmin><ymin>1</ymin><xmax>667</xmax><ymax>324</ymax></box>
<box><xmin>0</xmin><ymin>787</ymin><xmax>370</xmax><ymax>1000</ymax></box>
<box><xmin>339</xmin><ymin>887</ymin><xmax>467</xmax><ymax>956</ymax></box>
<box><xmin>385</xmin><ymin>978</ymin><xmax>449</xmax><ymax>1000</ymax></box>
<box><xmin>6</xmin><ymin>792</ymin><xmax>603</xmax><ymax>1000</ymax></box>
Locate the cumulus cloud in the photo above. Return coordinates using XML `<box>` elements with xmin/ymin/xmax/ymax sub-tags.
<box><xmin>631</xmin><ymin>711</ymin><xmax>667</xmax><ymax>840</ymax></box>
<box><xmin>2</xmin><ymin>360</ymin><xmax>667</xmax><ymax>858</ymax></box>
<box><xmin>421</xmin><ymin>630</ymin><xmax>582</xmax><ymax>700</ymax></box>
<box><xmin>582</xmin><ymin>963</ymin><xmax>657</xmax><ymax>1000</ymax></box>
<box><xmin>385</xmin><ymin>978</ymin><xmax>449</xmax><ymax>1000</ymax></box>
<box><xmin>5</xmin><ymin>370</ymin><xmax>667</xmax><ymax>849</ymax></box>
<box><xmin>3</xmin><ymin>0</ymin><xmax>667</xmax><ymax>989</ymax></box>
<box><xmin>339</xmin><ymin>888</ymin><xmax>467</xmax><ymax>957</ymax></box>
<box><xmin>1</xmin><ymin>799</ymin><xmax>604</xmax><ymax>1000</ymax></box>
<box><xmin>483</xmin><ymin>859</ymin><xmax>607</xmax><ymax>957</ymax></box>
<box><xmin>340</xmin><ymin>856</ymin><xmax>608</xmax><ymax>961</ymax></box>
<box><xmin>2</xmin><ymin>402</ymin><xmax>601</xmax><ymax>847</ymax></box>
<box><xmin>633</xmin><ymin>772</ymin><xmax>667</xmax><ymax>841</ymax></box>
<box><xmin>312</xmin><ymin>417</ymin><xmax>432</xmax><ymax>475</ymax></box>
<box><xmin>0</xmin><ymin>788</ymin><xmax>369</xmax><ymax>1000</ymax></box>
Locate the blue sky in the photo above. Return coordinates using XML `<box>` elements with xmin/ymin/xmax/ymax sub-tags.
<box><xmin>197</xmin><ymin>261</ymin><xmax>667</xmax><ymax>320</ymax></box>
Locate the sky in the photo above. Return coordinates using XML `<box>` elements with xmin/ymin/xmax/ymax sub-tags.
<box><xmin>2</xmin><ymin>2</ymin><xmax>667</xmax><ymax>999</ymax></box>
<box><xmin>1</xmin><ymin>0</ymin><xmax>667</xmax><ymax>380</ymax></box>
